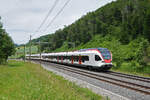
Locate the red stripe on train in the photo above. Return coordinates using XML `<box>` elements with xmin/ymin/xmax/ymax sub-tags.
<box><xmin>104</xmin><ymin>59</ymin><xmax>111</xmax><ymax>63</ymax></box>
<box><xmin>71</xmin><ymin>56</ymin><xmax>73</xmax><ymax>64</ymax></box>
<box><xmin>79</xmin><ymin>56</ymin><xmax>82</xmax><ymax>64</ymax></box>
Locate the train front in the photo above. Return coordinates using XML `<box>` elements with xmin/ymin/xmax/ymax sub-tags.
<box><xmin>98</xmin><ymin>48</ymin><xmax>113</xmax><ymax>71</ymax></box>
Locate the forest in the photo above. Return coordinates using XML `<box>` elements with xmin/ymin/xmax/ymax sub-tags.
<box><xmin>30</xmin><ymin>0</ymin><xmax>150</xmax><ymax>73</ymax></box>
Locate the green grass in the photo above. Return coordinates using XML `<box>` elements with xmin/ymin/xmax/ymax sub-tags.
<box><xmin>0</xmin><ymin>60</ymin><xmax>102</xmax><ymax>100</ymax></box>
<box><xmin>111</xmin><ymin>62</ymin><xmax>150</xmax><ymax>77</ymax></box>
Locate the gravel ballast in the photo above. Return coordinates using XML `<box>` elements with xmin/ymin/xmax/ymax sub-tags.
<box><xmin>37</xmin><ymin>61</ymin><xmax>130</xmax><ymax>100</ymax></box>
<box><xmin>33</xmin><ymin>61</ymin><xmax>150</xmax><ymax>100</ymax></box>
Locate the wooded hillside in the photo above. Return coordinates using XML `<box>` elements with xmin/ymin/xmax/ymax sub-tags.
<box><xmin>30</xmin><ymin>0</ymin><xmax>150</xmax><ymax>69</ymax></box>
<box><xmin>31</xmin><ymin>0</ymin><xmax>150</xmax><ymax>50</ymax></box>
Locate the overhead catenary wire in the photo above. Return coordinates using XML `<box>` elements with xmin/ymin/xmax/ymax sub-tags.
<box><xmin>44</xmin><ymin>0</ymin><xmax>72</xmax><ymax>32</ymax></box>
<box><xmin>17</xmin><ymin>0</ymin><xmax>72</xmax><ymax>57</ymax></box>
<box><xmin>32</xmin><ymin>0</ymin><xmax>60</xmax><ymax>37</ymax></box>
<box><xmin>25</xmin><ymin>0</ymin><xmax>72</xmax><ymax>52</ymax></box>
<box><xmin>36</xmin><ymin>0</ymin><xmax>60</xmax><ymax>32</ymax></box>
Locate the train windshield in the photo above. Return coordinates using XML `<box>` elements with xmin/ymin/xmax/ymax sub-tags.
<box><xmin>98</xmin><ymin>48</ymin><xmax>111</xmax><ymax>60</ymax></box>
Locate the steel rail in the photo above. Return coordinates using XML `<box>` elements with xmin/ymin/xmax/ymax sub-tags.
<box><xmin>53</xmin><ymin>65</ymin><xmax>150</xmax><ymax>95</ymax></box>
<box><xmin>32</xmin><ymin>60</ymin><xmax>150</xmax><ymax>95</ymax></box>
<box><xmin>42</xmin><ymin>61</ymin><xmax>150</xmax><ymax>95</ymax></box>
<box><xmin>107</xmin><ymin>71</ymin><xmax>150</xmax><ymax>83</ymax></box>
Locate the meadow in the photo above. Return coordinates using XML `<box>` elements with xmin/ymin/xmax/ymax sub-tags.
<box><xmin>0</xmin><ymin>60</ymin><xmax>102</xmax><ymax>100</ymax></box>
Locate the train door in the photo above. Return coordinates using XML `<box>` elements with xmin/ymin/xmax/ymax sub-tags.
<box><xmin>80</xmin><ymin>53</ymin><xmax>90</xmax><ymax>66</ymax></box>
<box><xmin>94</xmin><ymin>54</ymin><xmax>102</xmax><ymax>66</ymax></box>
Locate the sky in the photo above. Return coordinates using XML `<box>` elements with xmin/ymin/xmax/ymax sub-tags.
<box><xmin>0</xmin><ymin>0</ymin><xmax>115</xmax><ymax>44</ymax></box>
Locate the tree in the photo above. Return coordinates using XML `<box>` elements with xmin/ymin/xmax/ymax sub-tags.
<box><xmin>0</xmin><ymin>18</ymin><xmax>15</xmax><ymax>64</ymax></box>
<box><xmin>144</xmin><ymin>9</ymin><xmax>150</xmax><ymax>41</ymax></box>
<box><xmin>136</xmin><ymin>38</ymin><xmax>149</xmax><ymax>67</ymax></box>
<box><xmin>28</xmin><ymin>0</ymin><xmax>150</xmax><ymax>53</ymax></box>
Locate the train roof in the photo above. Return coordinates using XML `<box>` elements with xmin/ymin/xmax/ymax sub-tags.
<box><xmin>78</xmin><ymin>48</ymin><xmax>108</xmax><ymax>52</ymax></box>
<box><xmin>26</xmin><ymin>48</ymin><xmax>109</xmax><ymax>56</ymax></box>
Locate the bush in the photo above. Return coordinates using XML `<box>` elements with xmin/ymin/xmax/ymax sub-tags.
<box><xmin>147</xmin><ymin>46</ymin><xmax>150</xmax><ymax>57</ymax></box>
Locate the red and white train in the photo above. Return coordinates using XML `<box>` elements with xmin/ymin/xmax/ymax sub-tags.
<box><xmin>26</xmin><ymin>48</ymin><xmax>113</xmax><ymax>71</ymax></box>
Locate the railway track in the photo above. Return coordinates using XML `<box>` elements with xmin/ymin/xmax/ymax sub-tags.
<box><xmin>106</xmin><ymin>71</ymin><xmax>150</xmax><ymax>83</ymax></box>
<box><xmin>32</xmin><ymin>60</ymin><xmax>150</xmax><ymax>95</ymax></box>
<box><xmin>40</xmin><ymin>61</ymin><xmax>150</xmax><ymax>95</ymax></box>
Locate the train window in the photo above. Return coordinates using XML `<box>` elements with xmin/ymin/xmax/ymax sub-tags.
<box><xmin>50</xmin><ymin>56</ymin><xmax>52</xmax><ymax>59</ymax></box>
<box><xmin>81</xmin><ymin>56</ymin><xmax>89</xmax><ymax>62</ymax></box>
<box><xmin>58</xmin><ymin>56</ymin><xmax>61</xmax><ymax>59</ymax></box>
<box><xmin>68</xmin><ymin>56</ymin><xmax>70</xmax><ymax>60</ymax></box>
<box><xmin>95</xmin><ymin>55</ymin><xmax>101</xmax><ymax>61</ymax></box>
<box><xmin>63</xmin><ymin>56</ymin><xmax>66</xmax><ymax>60</ymax></box>
<box><xmin>65</xmin><ymin>56</ymin><xmax>72</xmax><ymax>61</ymax></box>
<box><xmin>46</xmin><ymin>56</ymin><xmax>51</xmax><ymax>59</ymax></box>
<box><xmin>66</xmin><ymin>56</ymin><xmax>68</xmax><ymax>60</ymax></box>
<box><xmin>73</xmin><ymin>56</ymin><xmax>79</xmax><ymax>62</ymax></box>
<box><xmin>76</xmin><ymin>56</ymin><xmax>79</xmax><ymax>61</ymax></box>
<box><xmin>66</xmin><ymin>56</ymin><xmax>70</xmax><ymax>60</ymax></box>
<box><xmin>68</xmin><ymin>56</ymin><xmax>72</xmax><ymax>61</ymax></box>
<box><xmin>54</xmin><ymin>56</ymin><xmax>56</xmax><ymax>59</ymax></box>
<box><xmin>86</xmin><ymin>56</ymin><xmax>89</xmax><ymax>61</ymax></box>
<box><xmin>73</xmin><ymin>56</ymin><xmax>76</xmax><ymax>61</ymax></box>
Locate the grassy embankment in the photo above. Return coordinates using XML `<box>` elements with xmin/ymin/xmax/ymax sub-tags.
<box><xmin>0</xmin><ymin>60</ymin><xmax>102</xmax><ymax>100</ymax></box>
<box><xmin>111</xmin><ymin>63</ymin><xmax>150</xmax><ymax>77</ymax></box>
